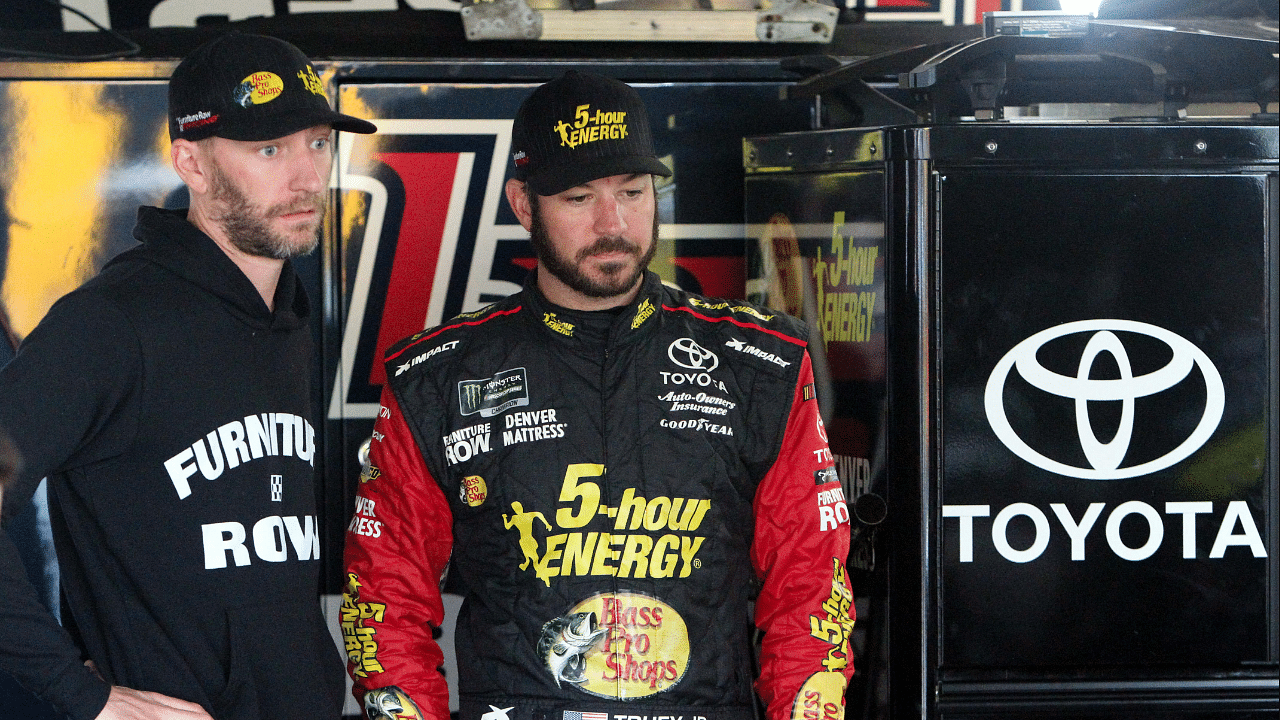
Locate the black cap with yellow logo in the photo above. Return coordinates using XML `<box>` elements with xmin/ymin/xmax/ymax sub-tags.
<box><xmin>511</xmin><ymin>70</ymin><xmax>672</xmax><ymax>196</ymax></box>
<box><xmin>168</xmin><ymin>33</ymin><xmax>376</xmax><ymax>142</ymax></box>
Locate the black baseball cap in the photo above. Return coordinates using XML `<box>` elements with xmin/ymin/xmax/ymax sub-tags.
<box><xmin>168</xmin><ymin>33</ymin><xmax>376</xmax><ymax>142</ymax></box>
<box><xmin>511</xmin><ymin>70</ymin><xmax>671</xmax><ymax>196</ymax></box>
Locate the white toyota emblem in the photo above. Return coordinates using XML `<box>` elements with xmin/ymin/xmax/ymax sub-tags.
<box><xmin>984</xmin><ymin>319</ymin><xmax>1224</xmax><ymax>480</ymax></box>
<box><xmin>668</xmin><ymin>338</ymin><xmax>719</xmax><ymax>372</ymax></box>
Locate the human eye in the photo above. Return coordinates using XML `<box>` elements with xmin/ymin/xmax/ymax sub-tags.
<box><xmin>310</xmin><ymin>136</ymin><xmax>331</xmax><ymax>151</ymax></box>
<box><xmin>257</xmin><ymin>145</ymin><xmax>279</xmax><ymax>158</ymax></box>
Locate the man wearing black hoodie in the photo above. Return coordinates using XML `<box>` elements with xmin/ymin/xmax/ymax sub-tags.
<box><xmin>0</xmin><ymin>34</ymin><xmax>375</xmax><ymax>720</ymax></box>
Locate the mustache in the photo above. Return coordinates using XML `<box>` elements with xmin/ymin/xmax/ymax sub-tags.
<box><xmin>576</xmin><ymin>235</ymin><xmax>641</xmax><ymax>261</ymax></box>
<box><xmin>267</xmin><ymin>194</ymin><xmax>325</xmax><ymax>218</ymax></box>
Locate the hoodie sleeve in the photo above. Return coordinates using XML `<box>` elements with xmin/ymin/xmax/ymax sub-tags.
<box><xmin>751</xmin><ymin>351</ymin><xmax>855</xmax><ymax>720</ymax></box>
<box><xmin>0</xmin><ymin>290</ymin><xmax>140</xmax><ymax>720</ymax></box>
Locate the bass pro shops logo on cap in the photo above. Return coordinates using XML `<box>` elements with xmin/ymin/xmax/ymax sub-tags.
<box><xmin>234</xmin><ymin>71</ymin><xmax>283</xmax><ymax>107</ymax></box>
<box><xmin>233</xmin><ymin>66</ymin><xmax>325</xmax><ymax>108</ymax></box>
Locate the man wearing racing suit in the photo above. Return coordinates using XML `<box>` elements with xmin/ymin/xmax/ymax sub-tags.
<box><xmin>343</xmin><ymin>70</ymin><xmax>855</xmax><ymax>720</ymax></box>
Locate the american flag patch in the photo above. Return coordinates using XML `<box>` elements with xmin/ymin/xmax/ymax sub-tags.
<box><xmin>563</xmin><ymin>712</ymin><xmax>609</xmax><ymax>720</ymax></box>
<box><xmin>802</xmin><ymin>382</ymin><xmax>816</xmax><ymax>401</ymax></box>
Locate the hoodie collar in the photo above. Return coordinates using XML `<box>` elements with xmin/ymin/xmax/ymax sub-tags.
<box><xmin>124</xmin><ymin>206</ymin><xmax>309</xmax><ymax>331</ymax></box>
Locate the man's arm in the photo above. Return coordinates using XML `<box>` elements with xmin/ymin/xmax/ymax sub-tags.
<box><xmin>751</xmin><ymin>351</ymin><xmax>856</xmax><ymax>720</ymax></box>
<box><xmin>343</xmin><ymin>386</ymin><xmax>454</xmax><ymax>720</ymax></box>
<box><xmin>0</xmin><ymin>292</ymin><xmax>141</xmax><ymax>720</ymax></box>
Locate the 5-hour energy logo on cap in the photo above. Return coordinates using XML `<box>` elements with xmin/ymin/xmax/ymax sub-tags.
<box><xmin>555</xmin><ymin>104</ymin><xmax>629</xmax><ymax>149</ymax></box>
<box><xmin>297</xmin><ymin>65</ymin><xmax>326</xmax><ymax>96</ymax></box>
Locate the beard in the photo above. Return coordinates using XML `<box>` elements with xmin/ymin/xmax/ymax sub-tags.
<box><xmin>207</xmin><ymin>163</ymin><xmax>324</xmax><ymax>260</ymax></box>
<box><xmin>529</xmin><ymin>194</ymin><xmax>659</xmax><ymax>299</ymax></box>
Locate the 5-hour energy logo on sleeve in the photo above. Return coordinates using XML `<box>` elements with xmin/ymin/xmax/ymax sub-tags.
<box><xmin>793</xmin><ymin>559</ymin><xmax>855</xmax><ymax>720</ymax></box>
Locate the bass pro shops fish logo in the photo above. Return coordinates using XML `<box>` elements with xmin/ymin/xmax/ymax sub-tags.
<box><xmin>233</xmin><ymin>71</ymin><xmax>283</xmax><ymax>107</ymax></box>
<box><xmin>538</xmin><ymin>612</ymin><xmax>608</xmax><ymax>687</ymax></box>
<box><xmin>540</xmin><ymin>593</ymin><xmax>691</xmax><ymax>698</ymax></box>
<box><xmin>985</xmin><ymin>320</ymin><xmax>1224</xmax><ymax>480</ymax></box>
<box><xmin>363</xmin><ymin>686</ymin><xmax>425</xmax><ymax>720</ymax></box>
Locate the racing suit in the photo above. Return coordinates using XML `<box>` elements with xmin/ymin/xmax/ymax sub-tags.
<box><xmin>343</xmin><ymin>270</ymin><xmax>854</xmax><ymax>720</ymax></box>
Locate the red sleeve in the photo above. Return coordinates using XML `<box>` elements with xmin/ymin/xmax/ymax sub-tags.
<box><xmin>342</xmin><ymin>386</ymin><xmax>453</xmax><ymax>720</ymax></box>
<box><xmin>752</xmin><ymin>350</ymin><xmax>856</xmax><ymax>720</ymax></box>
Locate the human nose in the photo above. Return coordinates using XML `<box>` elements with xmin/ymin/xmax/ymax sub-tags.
<box><xmin>292</xmin><ymin>146</ymin><xmax>329</xmax><ymax>194</ymax></box>
<box><xmin>593</xmin><ymin>194</ymin><xmax>626</xmax><ymax>236</ymax></box>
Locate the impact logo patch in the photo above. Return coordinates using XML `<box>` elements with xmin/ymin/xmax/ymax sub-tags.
<box><xmin>481</xmin><ymin>707</ymin><xmax>514</xmax><ymax>720</ymax></box>
<box><xmin>725</xmin><ymin>337</ymin><xmax>790</xmax><ymax>368</ymax></box>
<box><xmin>395</xmin><ymin>340</ymin><xmax>459</xmax><ymax>377</ymax></box>
<box><xmin>234</xmin><ymin>71</ymin><xmax>283</xmax><ymax>107</ymax></box>
<box><xmin>459</xmin><ymin>367</ymin><xmax>530</xmax><ymax>418</ymax></box>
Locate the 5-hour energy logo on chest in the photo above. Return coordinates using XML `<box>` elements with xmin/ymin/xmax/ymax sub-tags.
<box><xmin>503</xmin><ymin>464</ymin><xmax>711</xmax><ymax>588</ymax></box>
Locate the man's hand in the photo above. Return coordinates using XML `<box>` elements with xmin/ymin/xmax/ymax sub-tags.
<box><xmin>95</xmin><ymin>686</ymin><xmax>214</xmax><ymax>719</ymax></box>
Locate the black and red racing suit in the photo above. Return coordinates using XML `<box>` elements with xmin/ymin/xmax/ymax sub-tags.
<box><xmin>343</xmin><ymin>271</ymin><xmax>854</xmax><ymax>720</ymax></box>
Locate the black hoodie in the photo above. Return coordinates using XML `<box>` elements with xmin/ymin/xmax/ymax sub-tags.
<box><xmin>0</xmin><ymin>207</ymin><xmax>344</xmax><ymax>720</ymax></box>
